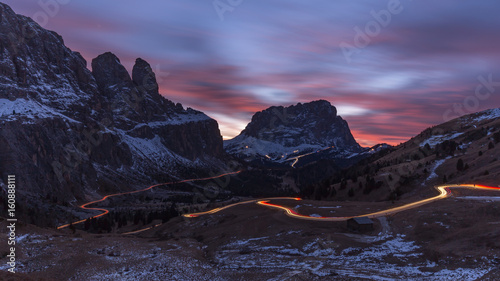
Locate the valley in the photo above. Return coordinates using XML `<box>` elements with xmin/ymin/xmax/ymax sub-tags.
<box><xmin>2</xmin><ymin>182</ymin><xmax>500</xmax><ymax>280</ymax></box>
<box><xmin>1</xmin><ymin>2</ymin><xmax>500</xmax><ymax>279</ymax></box>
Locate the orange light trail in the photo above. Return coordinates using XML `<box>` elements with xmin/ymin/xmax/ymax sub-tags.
<box><xmin>185</xmin><ymin>184</ymin><xmax>500</xmax><ymax>221</ymax></box>
<box><xmin>57</xmin><ymin>170</ymin><xmax>242</xmax><ymax>229</ymax></box>
<box><xmin>182</xmin><ymin>197</ymin><xmax>301</xmax><ymax>218</ymax></box>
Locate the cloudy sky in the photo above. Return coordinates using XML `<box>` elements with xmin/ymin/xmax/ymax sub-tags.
<box><xmin>5</xmin><ymin>0</ymin><xmax>500</xmax><ymax>146</ymax></box>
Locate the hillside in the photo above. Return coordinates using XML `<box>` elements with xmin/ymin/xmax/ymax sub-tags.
<box><xmin>303</xmin><ymin>108</ymin><xmax>500</xmax><ymax>202</ymax></box>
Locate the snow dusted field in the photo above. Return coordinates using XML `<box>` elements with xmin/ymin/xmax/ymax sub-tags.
<box><xmin>1</xmin><ymin>211</ymin><xmax>498</xmax><ymax>281</ymax></box>
<box><xmin>213</xmin><ymin>232</ymin><xmax>492</xmax><ymax>280</ymax></box>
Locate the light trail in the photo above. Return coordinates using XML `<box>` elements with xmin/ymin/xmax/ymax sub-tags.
<box><xmin>185</xmin><ymin>184</ymin><xmax>500</xmax><ymax>222</ymax></box>
<box><xmin>57</xmin><ymin>171</ymin><xmax>242</xmax><ymax>229</ymax></box>
<box><xmin>183</xmin><ymin>197</ymin><xmax>302</xmax><ymax>218</ymax></box>
<box><xmin>287</xmin><ymin>146</ymin><xmax>334</xmax><ymax>168</ymax></box>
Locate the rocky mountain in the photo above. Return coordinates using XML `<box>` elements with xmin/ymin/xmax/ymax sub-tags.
<box><xmin>0</xmin><ymin>3</ymin><xmax>226</xmax><ymax>225</ymax></box>
<box><xmin>224</xmin><ymin>100</ymin><xmax>363</xmax><ymax>167</ymax></box>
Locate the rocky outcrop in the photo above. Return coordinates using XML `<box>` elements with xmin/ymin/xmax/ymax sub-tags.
<box><xmin>132</xmin><ymin>58</ymin><xmax>159</xmax><ymax>94</ymax></box>
<box><xmin>89</xmin><ymin>53</ymin><xmax>223</xmax><ymax>159</ymax></box>
<box><xmin>0</xmin><ymin>2</ymin><xmax>225</xmax><ymax>226</ymax></box>
<box><xmin>0</xmin><ymin>3</ymin><xmax>98</xmax><ymax>117</ymax></box>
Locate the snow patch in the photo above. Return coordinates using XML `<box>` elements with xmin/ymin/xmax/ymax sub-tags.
<box><xmin>420</xmin><ymin>133</ymin><xmax>463</xmax><ymax>148</ymax></box>
<box><xmin>473</xmin><ymin>108</ymin><xmax>500</xmax><ymax>122</ymax></box>
<box><xmin>0</xmin><ymin>98</ymin><xmax>80</xmax><ymax>123</ymax></box>
<box><xmin>423</xmin><ymin>156</ymin><xmax>451</xmax><ymax>185</ymax></box>
<box><xmin>131</xmin><ymin>112</ymin><xmax>211</xmax><ymax>130</ymax></box>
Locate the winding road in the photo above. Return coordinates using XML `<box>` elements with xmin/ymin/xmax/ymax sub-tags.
<box><xmin>57</xmin><ymin>171</ymin><xmax>242</xmax><ymax>230</ymax></box>
<box><xmin>183</xmin><ymin>197</ymin><xmax>302</xmax><ymax>218</ymax></box>
<box><xmin>184</xmin><ymin>184</ymin><xmax>500</xmax><ymax>221</ymax></box>
<box><xmin>58</xmin><ymin>171</ymin><xmax>499</xmax><ymax>234</ymax></box>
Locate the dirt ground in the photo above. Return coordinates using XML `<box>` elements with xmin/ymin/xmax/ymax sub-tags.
<box><xmin>1</xmin><ymin>187</ymin><xmax>500</xmax><ymax>280</ymax></box>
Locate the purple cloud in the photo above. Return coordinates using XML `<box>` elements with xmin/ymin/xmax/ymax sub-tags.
<box><xmin>4</xmin><ymin>0</ymin><xmax>500</xmax><ymax>146</ymax></box>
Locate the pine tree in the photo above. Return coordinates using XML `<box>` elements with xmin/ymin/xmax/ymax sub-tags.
<box><xmin>340</xmin><ymin>180</ymin><xmax>347</xmax><ymax>190</ymax></box>
<box><xmin>488</xmin><ymin>142</ymin><xmax>495</xmax><ymax>150</ymax></box>
<box><xmin>120</xmin><ymin>215</ymin><xmax>127</xmax><ymax>227</ymax></box>
<box><xmin>456</xmin><ymin>159</ymin><xmax>464</xmax><ymax>171</ymax></box>
<box><xmin>69</xmin><ymin>223</ymin><xmax>76</xmax><ymax>234</ymax></box>
<box><xmin>348</xmin><ymin>188</ymin><xmax>354</xmax><ymax>197</ymax></box>
<box><xmin>84</xmin><ymin>218</ymin><xmax>91</xmax><ymax>231</ymax></box>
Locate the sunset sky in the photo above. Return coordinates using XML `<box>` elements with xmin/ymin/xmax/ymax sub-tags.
<box><xmin>5</xmin><ymin>1</ymin><xmax>500</xmax><ymax>146</ymax></box>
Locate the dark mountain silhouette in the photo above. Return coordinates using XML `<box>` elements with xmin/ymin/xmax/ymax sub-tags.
<box><xmin>225</xmin><ymin>100</ymin><xmax>364</xmax><ymax>167</ymax></box>
<box><xmin>0</xmin><ymin>2</ymin><xmax>226</xmax><ymax>225</ymax></box>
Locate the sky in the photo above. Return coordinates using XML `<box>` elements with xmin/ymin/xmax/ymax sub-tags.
<box><xmin>4</xmin><ymin>0</ymin><xmax>500</xmax><ymax>146</ymax></box>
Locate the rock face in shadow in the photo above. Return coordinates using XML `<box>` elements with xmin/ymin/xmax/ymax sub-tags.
<box><xmin>242</xmin><ymin>100</ymin><xmax>359</xmax><ymax>148</ymax></box>
<box><xmin>0</xmin><ymin>2</ymin><xmax>224</xmax><ymax>226</ymax></box>
<box><xmin>225</xmin><ymin>100</ymin><xmax>362</xmax><ymax>165</ymax></box>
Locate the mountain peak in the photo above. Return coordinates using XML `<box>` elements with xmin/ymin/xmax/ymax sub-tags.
<box><xmin>91</xmin><ymin>52</ymin><xmax>132</xmax><ymax>95</ymax></box>
<box><xmin>225</xmin><ymin>100</ymin><xmax>361</xmax><ymax>164</ymax></box>
<box><xmin>298</xmin><ymin>99</ymin><xmax>337</xmax><ymax>116</ymax></box>
<box><xmin>132</xmin><ymin>58</ymin><xmax>159</xmax><ymax>94</ymax></box>
<box><xmin>243</xmin><ymin>100</ymin><xmax>342</xmax><ymax>139</ymax></box>
<box><xmin>303</xmin><ymin>99</ymin><xmax>333</xmax><ymax>107</ymax></box>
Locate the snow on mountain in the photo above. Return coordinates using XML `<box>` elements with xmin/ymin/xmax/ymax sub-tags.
<box><xmin>454</xmin><ymin>107</ymin><xmax>500</xmax><ymax>124</ymax></box>
<box><xmin>0</xmin><ymin>97</ymin><xmax>81</xmax><ymax>124</ymax></box>
<box><xmin>131</xmin><ymin>110</ymin><xmax>211</xmax><ymax>129</ymax></box>
<box><xmin>225</xmin><ymin>100</ymin><xmax>363</xmax><ymax>165</ymax></box>
<box><xmin>416</xmin><ymin>107</ymin><xmax>500</xmax><ymax>149</ymax></box>
<box><xmin>472</xmin><ymin>108</ymin><xmax>500</xmax><ymax>122</ymax></box>
<box><xmin>419</xmin><ymin>132</ymin><xmax>464</xmax><ymax>148</ymax></box>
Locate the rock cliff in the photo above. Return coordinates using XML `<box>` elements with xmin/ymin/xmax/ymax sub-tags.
<box><xmin>0</xmin><ymin>2</ymin><xmax>225</xmax><ymax>225</ymax></box>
